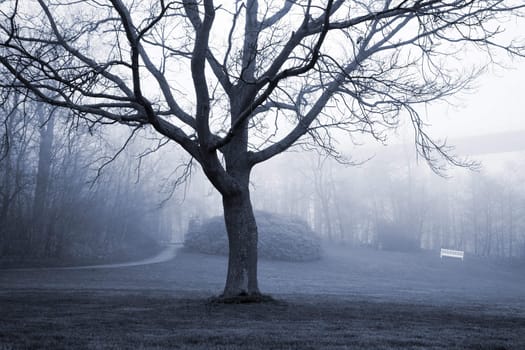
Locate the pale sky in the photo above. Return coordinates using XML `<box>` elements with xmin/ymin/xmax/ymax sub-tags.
<box><xmin>425</xmin><ymin>61</ymin><xmax>525</xmax><ymax>139</ymax></box>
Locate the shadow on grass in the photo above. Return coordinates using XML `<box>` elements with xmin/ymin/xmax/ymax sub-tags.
<box><xmin>1</xmin><ymin>290</ymin><xmax>524</xmax><ymax>349</ymax></box>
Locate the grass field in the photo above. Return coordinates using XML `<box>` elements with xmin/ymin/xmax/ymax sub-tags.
<box><xmin>1</xmin><ymin>244</ymin><xmax>524</xmax><ymax>349</ymax></box>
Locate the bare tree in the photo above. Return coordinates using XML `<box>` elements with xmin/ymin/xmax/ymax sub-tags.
<box><xmin>0</xmin><ymin>0</ymin><xmax>523</xmax><ymax>299</ymax></box>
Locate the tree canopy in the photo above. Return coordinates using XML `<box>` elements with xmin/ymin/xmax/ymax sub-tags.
<box><xmin>1</xmin><ymin>1</ymin><xmax>523</xmax><ymax>173</ymax></box>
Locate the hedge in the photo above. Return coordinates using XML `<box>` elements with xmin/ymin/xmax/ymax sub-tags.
<box><xmin>184</xmin><ymin>211</ymin><xmax>322</xmax><ymax>261</ymax></box>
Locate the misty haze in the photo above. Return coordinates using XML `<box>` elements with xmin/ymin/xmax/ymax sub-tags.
<box><xmin>1</xmin><ymin>1</ymin><xmax>525</xmax><ymax>349</ymax></box>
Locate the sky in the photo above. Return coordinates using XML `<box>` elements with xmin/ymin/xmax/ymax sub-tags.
<box><xmin>425</xmin><ymin>61</ymin><xmax>525</xmax><ymax>139</ymax></box>
<box><xmin>358</xmin><ymin>55</ymin><xmax>525</xmax><ymax>173</ymax></box>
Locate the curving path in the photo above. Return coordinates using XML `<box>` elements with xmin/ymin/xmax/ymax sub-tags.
<box><xmin>4</xmin><ymin>244</ymin><xmax>181</xmax><ymax>271</ymax></box>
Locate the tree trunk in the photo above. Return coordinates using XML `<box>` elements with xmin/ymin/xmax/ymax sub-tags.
<box><xmin>31</xmin><ymin>113</ymin><xmax>54</xmax><ymax>256</ymax></box>
<box><xmin>33</xmin><ymin>117</ymin><xmax>54</xmax><ymax>221</ymax></box>
<box><xmin>0</xmin><ymin>146</ymin><xmax>12</xmax><ymax>225</ymax></box>
<box><xmin>221</xmin><ymin>186</ymin><xmax>260</xmax><ymax>298</ymax></box>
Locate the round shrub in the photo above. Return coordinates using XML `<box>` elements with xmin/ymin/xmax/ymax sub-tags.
<box><xmin>184</xmin><ymin>211</ymin><xmax>322</xmax><ymax>261</ymax></box>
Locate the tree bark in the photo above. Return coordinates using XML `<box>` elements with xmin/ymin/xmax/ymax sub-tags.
<box><xmin>221</xmin><ymin>184</ymin><xmax>260</xmax><ymax>298</ymax></box>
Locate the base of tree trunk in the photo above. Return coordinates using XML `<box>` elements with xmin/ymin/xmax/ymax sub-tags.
<box><xmin>207</xmin><ymin>292</ymin><xmax>275</xmax><ymax>304</ymax></box>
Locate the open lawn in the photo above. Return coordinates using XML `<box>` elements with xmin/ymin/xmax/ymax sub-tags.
<box><xmin>1</xmin><ymin>245</ymin><xmax>524</xmax><ymax>349</ymax></box>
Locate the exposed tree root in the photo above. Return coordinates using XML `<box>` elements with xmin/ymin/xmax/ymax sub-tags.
<box><xmin>207</xmin><ymin>292</ymin><xmax>276</xmax><ymax>304</ymax></box>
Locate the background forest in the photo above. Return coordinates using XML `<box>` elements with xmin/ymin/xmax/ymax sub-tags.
<box><xmin>2</xmin><ymin>97</ymin><xmax>524</xmax><ymax>263</ymax></box>
<box><xmin>0</xmin><ymin>99</ymin><xmax>180</xmax><ymax>263</ymax></box>
<box><xmin>252</xmin><ymin>147</ymin><xmax>525</xmax><ymax>258</ymax></box>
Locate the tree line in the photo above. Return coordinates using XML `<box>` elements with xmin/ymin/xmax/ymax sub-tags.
<box><xmin>251</xmin><ymin>150</ymin><xmax>525</xmax><ymax>259</ymax></box>
<box><xmin>0</xmin><ymin>97</ymin><xmax>177</xmax><ymax>261</ymax></box>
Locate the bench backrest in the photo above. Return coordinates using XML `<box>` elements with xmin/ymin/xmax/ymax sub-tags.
<box><xmin>440</xmin><ymin>248</ymin><xmax>464</xmax><ymax>259</ymax></box>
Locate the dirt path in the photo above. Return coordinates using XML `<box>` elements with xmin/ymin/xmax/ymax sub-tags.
<box><xmin>2</xmin><ymin>244</ymin><xmax>181</xmax><ymax>271</ymax></box>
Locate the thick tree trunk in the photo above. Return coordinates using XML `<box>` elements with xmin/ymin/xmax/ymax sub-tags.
<box><xmin>221</xmin><ymin>187</ymin><xmax>260</xmax><ymax>298</ymax></box>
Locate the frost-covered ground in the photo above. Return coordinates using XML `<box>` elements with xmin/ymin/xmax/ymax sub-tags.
<box><xmin>1</xmin><ymin>244</ymin><xmax>524</xmax><ymax>349</ymax></box>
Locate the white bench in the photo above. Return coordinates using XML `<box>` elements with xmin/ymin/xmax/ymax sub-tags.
<box><xmin>440</xmin><ymin>248</ymin><xmax>464</xmax><ymax>261</ymax></box>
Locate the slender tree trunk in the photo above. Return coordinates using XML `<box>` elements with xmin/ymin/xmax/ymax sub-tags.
<box><xmin>0</xmin><ymin>149</ymin><xmax>12</xmax><ymax>224</ymax></box>
<box><xmin>33</xmin><ymin>117</ymin><xmax>53</xmax><ymax>220</ymax></box>
<box><xmin>221</xmin><ymin>182</ymin><xmax>260</xmax><ymax>298</ymax></box>
<box><xmin>32</xmin><ymin>112</ymin><xmax>54</xmax><ymax>255</ymax></box>
<box><xmin>0</xmin><ymin>149</ymin><xmax>12</xmax><ymax>255</ymax></box>
<box><xmin>508</xmin><ymin>197</ymin><xmax>514</xmax><ymax>257</ymax></box>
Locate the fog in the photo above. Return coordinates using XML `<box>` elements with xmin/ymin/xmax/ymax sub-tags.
<box><xmin>1</xmin><ymin>0</ymin><xmax>524</xmax><ymax>264</ymax></box>
<box><xmin>2</xmin><ymin>1</ymin><xmax>525</xmax><ymax>347</ymax></box>
<box><xmin>2</xmin><ymin>95</ymin><xmax>524</xmax><ymax>261</ymax></box>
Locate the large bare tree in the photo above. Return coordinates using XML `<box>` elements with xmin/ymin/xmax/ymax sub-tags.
<box><xmin>0</xmin><ymin>0</ymin><xmax>523</xmax><ymax>299</ymax></box>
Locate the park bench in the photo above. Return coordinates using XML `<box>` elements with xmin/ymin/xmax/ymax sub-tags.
<box><xmin>440</xmin><ymin>248</ymin><xmax>464</xmax><ymax>261</ymax></box>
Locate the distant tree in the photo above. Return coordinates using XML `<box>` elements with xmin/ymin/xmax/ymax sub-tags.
<box><xmin>1</xmin><ymin>0</ymin><xmax>524</xmax><ymax>299</ymax></box>
<box><xmin>0</xmin><ymin>94</ymin><xmax>35</xmax><ymax>253</ymax></box>
<box><xmin>31</xmin><ymin>104</ymin><xmax>54</xmax><ymax>255</ymax></box>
